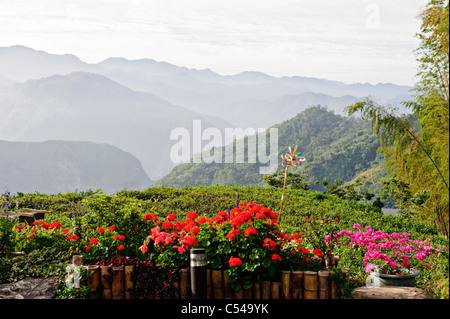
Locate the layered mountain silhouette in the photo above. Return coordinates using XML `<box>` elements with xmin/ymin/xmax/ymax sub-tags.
<box><xmin>0</xmin><ymin>140</ymin><xmax>151</xmax><ymax>194</ymax></box>
<box><xmin>0</xmin><ymin>45</ymin><xmax>412</xmax><ymax>193</ymax></box>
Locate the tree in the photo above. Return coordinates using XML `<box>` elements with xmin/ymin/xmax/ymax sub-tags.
<box><xmin>346</xmin><ymin>0</ymin><xmax>449</xmax><ymax>236</ymax></box>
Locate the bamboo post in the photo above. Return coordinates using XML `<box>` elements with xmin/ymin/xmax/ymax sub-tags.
<box><xmin>101</xmin><ymin>265</ymin><xmax>112</xmax><ymax>299</ymax></box>
<box><xmin>271</xmin><ymin>282</ymin><xmax>280</xmax><ymax>299</ymax></box>
<box><xmin>291</xmin><ymin>271</ymin><xmax>304</xmax><ymax>299</ymax></box>
<box><xmin>206</xmin><ymin>268</ymin><xmax>213</xmax><ymax>299</ymax></box>
<box><xmin>211</xmin><ymin>269</ymin><xmax>224</xmax><ymax>299</ymax></box>
<box><xmin>180</xmin><ymin>268</ymin><xmax>190</xmax><ymax>299</ymax></box>
<box><xmin>281</xmin><ymin>270</ymin><xmax>291</xmax><ymax>299</ymax></box>
<box><xmin>173</xmin><ymin>280</ymin><xmax>181</xmax><ymax>299</ymax></box>
<box><xmin>223</xmin><ymin>274</ymin><xmax>234</xmax><ymax>299</ymax></box>
<box><xmin>124</xmin><ymin>265</ymin><xmax>134</xmax><ymax>299</ymax></box>
<box><xmin>253</xmin><ymin>282</ymin><xmax>261</xmax><ymax>299</ymax></box>
<box><xmin>262</xmin><ymin>281</ymin><xmax>271</xmax><ymax>299</ymax></box>
<box><xmin>244</xmin><ymin>286</ymin><xmax>253</xmax><ymax>299</ymax></box>
<box><xmin>318</xmin><ymin>270</ymin><xmax>330</xmax><ymax>299</ymax></box>
<box><xmin>303</xmin><ymin>271</ymin><xmax>318</xmax><ymax>299</ymax></box>
<box><xmin>112</xmin><ymin>266</ymin><xmax>124</xmax><ymax>299</ymax></box>
<box><xmin>86</xmin><ymin>265</ymin><xmax>100</xmax><ymax>299</ymax></box>
<box><xmin>234</xmin><ymin>285</ymin><xmax>244</xmax><ymax>299</ymax></box>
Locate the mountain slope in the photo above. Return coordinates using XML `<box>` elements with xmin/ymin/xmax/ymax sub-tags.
<box><xmin>0</xmin><ymin>72</ymin><xmax>232</xmax><ymax>180</ymax></box>
<box><xmin>0</xmin><ymin>140</ymin><xmax>152</xmax><ymax>194</ymax></box>
<box><xmin>156</xmin><ymin>106</ymin><xmax>384</xmax><ymax>189</ymax></box>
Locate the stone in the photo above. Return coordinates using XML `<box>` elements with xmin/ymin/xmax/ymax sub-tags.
<box><xmin>0</xmin><ymin>277</ymin><xmax>59</xmax><ymax>299</ymax></box>
<box><xmin>352</xmin><ymin>286</ymin><xmax>432</xmax><ymax>299</ymax></box>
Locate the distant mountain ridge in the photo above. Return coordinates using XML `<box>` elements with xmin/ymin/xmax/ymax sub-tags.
<box><xmin>0</xmin><ymin>45</ymin><xmax>409</xmax><ymax>193</ymax></box>
<box><xmin>0</xmin><ymin>140</ymin><xmax>152</xmax><ymax>194</ymax></box>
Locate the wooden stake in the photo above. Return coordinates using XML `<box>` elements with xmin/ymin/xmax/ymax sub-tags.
<box><xmin>271</xmin><ymin>282</ymin><xmax>280</xmax><ymax>299</ymax></box>
<box><xmin>112</xmin><ymin>266</ymin><xmax>124</xmax><ymax>299</ymax></box>
<box><xmin>253</xmin><ymin>282</ymin><xmax>261</xmax><ymax>299</ymax></box>
<box><xmin>86</xmin><ymin>265</ymin><xmax>100</xmax><ymax>299</ymax></box>
<box><xmin>303</xmin><ymin>271</ymin><xmax>318</xmax><ymax>299</ymax></box>
<box><xmin>211</xmin><ymin>269</ymin><xmax>223</xmax><ymax>299</ymax></box>
<box><xmin>124</xmin><ymin>265</ymin><xmax>134</xmax><ymax>299</ymax></box>
<box><xmin>262</xmin><ymin>281</ymin><xmax>271</xmax><ymax>299</ymax></box>
<box><xmin>244</xmin><ymin>287</ymin><xmax>253</xmax><ymax>299</ymax></box>
<box><xmin>291</xmin><ymin>271</ymin><xmax>304</xmax><ymax>299</ymax></box>
<box><xmin>180</xmin><ymin>268</ymin><xmax>190</xmax><ymax>299</ymax></box>
<box><xmin>281</xmin><ymin>270</ymin><xmax>291</xmax><ymax>299</ymax></box>
<box><xmin>234</xmin><ymin>285</ymin><xmax>244</xmax><ymax>299</ymax></box>
<box><xmin>206</xmin><ymin>268</ymin><xmax>213</xmax><ymax>299</ymax></box>
<box><xmin>100</xmin><ymin>266</ymin><xmax>112</xmax><ymax>299</ymax></box>
<box><xmin>318</xmin><ymin>270</ymin><xmax>330</xmax><ymax>299</ymax></box>
<box><xmin>278</xmin><ymin>167</ymin><xmax>288</xmax><ymax>223</ymax></box>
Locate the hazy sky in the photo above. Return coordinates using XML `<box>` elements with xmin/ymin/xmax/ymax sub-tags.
<box><xmin>0</xmin><ymin>0</ymin><xmax>428</xmax><ymax>85</ymax></box>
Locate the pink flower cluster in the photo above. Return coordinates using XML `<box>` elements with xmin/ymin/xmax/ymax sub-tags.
<box><xmin>336</xmin><ymin>225</ymin><xmax>444</xmax><ymax>274</ymax></box>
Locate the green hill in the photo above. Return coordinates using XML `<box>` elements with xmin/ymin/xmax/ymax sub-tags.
<box><xmin>156</xmin><ymin>106</ymin><xmax>385</xmax><ymax>193</ymax></box>
<box><xmin>0</xmin><ymin>140</ymin><xmax>152</xmax><ymax>194</ymax></box>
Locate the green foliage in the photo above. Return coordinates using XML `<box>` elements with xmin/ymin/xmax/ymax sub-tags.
<box><xmin>345</xmin><ymin>0</ymin><xmax>449</xmax><ymax>236</ymax></box>
<box><xmin>1</xmin><ymin>185</ymin><xmax>448</xmax><ymax>298</ymax></box>
<box><xmin>0</xmin><ymin>247</ymin><xmax>71</xmax><ymax>283</ymax></box>
<box><xmin>261</xmin><ymin>170</ymin><xmax>311</xmax><ymax>190</ymax></box>
<box><xmin>156</xmin><ymin>106</ymin><xmax>383</xmax><ymax>193</ymax></box>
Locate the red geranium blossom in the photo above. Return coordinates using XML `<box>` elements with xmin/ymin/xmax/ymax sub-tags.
<box><xmin>229</xmin><ymin>256</ymin><xmax>243</xmax><ymax>267</ymax></box>
<box><xmin>117</xmin><ymin>245</ymin><xmax>125</xmax><ymax>251</ymax></box>
<box><xmin>271</xmin><ymin>254</ymin><xmax>282</xmax><ymax>261</ymax></box>
<box><xmin>89</xmin><ymin>238</ymin><xmax>99</xmax><ymax>244</ymax></box>
<box><xmin>244</xmin><ymin>226</ymin><xmax>257</xmax><ymax>237</ymax></box>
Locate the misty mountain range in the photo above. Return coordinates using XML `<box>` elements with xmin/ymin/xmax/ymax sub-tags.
<box><xmin>0</xmin><ymin>45</ymin><xmax>413</xmax><ymax>193</ymax></box>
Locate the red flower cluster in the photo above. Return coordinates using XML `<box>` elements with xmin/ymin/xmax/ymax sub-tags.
<box><xmin>229</xmin><ymin>256</ymin><xmax>243</xmax><ymax>267</ymax></box>
<box><xmin>32</xmin><ymin>220</ymin><xmax>63</xmax><ymax>230</ymax></box>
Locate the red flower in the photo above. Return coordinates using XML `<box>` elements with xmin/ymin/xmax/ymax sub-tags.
<box><xmin>86</xmin><ymin>245</ymin><xmax>91</xmax><ymax>252</ymax></box>
<box><xmin>108</xmin><ymin>226</ymin><xmax>116</xmax><ymax>232</ymax></box>
<box><xmin>113</xmin><ymin>234</ymin><xmax>125</xmax><ymax>241</ymax></box>
<box><xmin>229</xmin><ymin>256</ymin><xmax>243</xmax><ymax>267</ymax></box>
<box><xmin>162</xmin><ymin>221</ymin><xmax>174</xmax><ymax>230</ymax></box>
<box><xmin>263</xmin><ymin>238</ymin><xmax>277</xmax><ymax>251</ymax></box>
<box><xmin>117</xmin><ymin>245</ymin><xmax>125</xmax><ymax>251</ymax></box>
<box><xmin>66</xmin><ymin>234</ymin><xmax>78</xmax><ymax>241</ymax></box>
<box><xmin>190</xmin><ymin>226</ymin><xmax>201</xmax><ymax>236</ymax></box>
<box><xmin>63</xmin><ymin>229</ymin><xmax>69</xmax><ymax>235</ymax></box>
<box><xmin>89</xmin><ymin>238</ymin><xmax>99</xmax><ymax>244</ymax></box>
<box><xmin>186</xmin><ymin>211</ymin><xmax>198</xmax><ymax>220</ymax></box>
<box><xmin>244</xmin><ymin>227</ymin><xmax>257</xmax><ymax>237</ymax></box>
<box><xmin>166</xmin><ymin>213</ymin><xmax>176</xmax><ymax>221</ymax></box>
<box><xmin>17</xmin><ymin>225</ymin><xmax>24</xmax><ymax>230</ymax></box>
<box><xmin>143</xmin><ymin>213</ymin><xmax>158</xmax><ymax>221</ymax></box>
<box><xmin>271</xmin><ymin>254</ymin><xmax>282</xmax><ymax>261</ymax></box>
<box><xmin>313</xmin><ymin>248</ymin><xmax>323</xmax><ymax>258</ymax></box>
<box><xmin>96</xmin><ymin>227</ymin><xmax>105</xmax><ymax>233</ymax></box>
<box><xmin>298</xmin><ymin>246</ymin><xmax>310</xmax><ymax>254</ymax></box>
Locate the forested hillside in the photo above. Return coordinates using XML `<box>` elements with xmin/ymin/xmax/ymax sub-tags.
<box><xmin>157</xmin><ymin>106</ymin><xmax>384</xmax><ymax>193</ymax></box>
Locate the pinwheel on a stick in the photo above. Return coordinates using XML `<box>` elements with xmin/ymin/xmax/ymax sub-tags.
<box><xmin>279</xmin><ymin>146</ymin><xmax>305</xmax><ymax>223</ymax></box>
